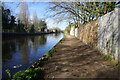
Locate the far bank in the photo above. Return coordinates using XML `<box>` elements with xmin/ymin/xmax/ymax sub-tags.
<box><xmin>2</xmin><ymin>32</ymin><xmax>63</xmax><ymax>39</ymax></box>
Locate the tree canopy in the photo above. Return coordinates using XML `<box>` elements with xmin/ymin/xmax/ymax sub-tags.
<box><xmin>48</xmin><ymin>2</ymin><xmax>119</xmax><ymax>27</ymax></box>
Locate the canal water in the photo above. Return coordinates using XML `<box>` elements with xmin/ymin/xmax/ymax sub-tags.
<box><xmin>2</xmin><ymin>33</ymin><xmax>63</xmax><ymax>78</ymax></box>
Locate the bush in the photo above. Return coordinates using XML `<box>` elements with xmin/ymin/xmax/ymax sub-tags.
<box><xmin>13</xmin><ymin>67</ymin><xmax>45</xmax><ymax>80</ymax></box>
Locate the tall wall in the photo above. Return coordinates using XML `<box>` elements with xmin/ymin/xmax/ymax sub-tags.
<box><xmin>98</xmin><ymin>9</ymin><xmax>120</xmax><ymax>62</ymax></box>
<box><xmin>72</xmin><ymin>9</ymin><xmax>120</xmax><ymax>62</ymax></box>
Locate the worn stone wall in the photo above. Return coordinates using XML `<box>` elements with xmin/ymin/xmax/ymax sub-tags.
<box><xmin>75</xmin><ymin>9</ymin><xmax>120</xmax><ymax>62</ymax></box>
<box><xmin>78</xmin><ymin>20</ymin><xmax>98</xmax><ymax>47</ymax></box>
<box><xmin>98</xmin><ymin>9</ymin><xmax>120</xmax><ymax>62</ymax></box>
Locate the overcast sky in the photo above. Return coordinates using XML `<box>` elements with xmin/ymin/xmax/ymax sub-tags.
<box><xmin>3</xmin><ymin>2</ymin><xmax>68</xmax><ymax>30</ymax></box>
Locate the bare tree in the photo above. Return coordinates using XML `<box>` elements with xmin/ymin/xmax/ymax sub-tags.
<box><xmin>47</xmin><ymin>2</ymin><xmax>117</xmax><ymax>27</ymax></box>
<box><xmin>18</xmin><ymin>2</ymin><xmax>30</xmax><ymax>32</ymax></box>
<box><xmin>48</xmin><ymin>2</ymin><xmax>79</xmax><ymax>22</ymax></box>
<box><xmin>32</xmin><ymin>11</ymin><xmax>39</xmax><ymax>32</ymax></box>
<box><xmin>32</xmin><ymin>11</ymin><xmax>38</xmax><ymax>25</ymax></box>
<box><xmin>47</xmin><ymin>2</ymin><xmax>85</xmax><ymax>27</ymax></box>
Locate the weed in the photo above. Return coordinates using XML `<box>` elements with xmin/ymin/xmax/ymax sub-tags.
<box><xmin>45</xmin><ymin>52</ymin><xmax>52</xmax><ymax>59</ymax></box>
<box><xmin>113</xmin><ymin>49</ymin><xmax>116</xmax><ymax>53</ymax></box>
<box><xmin>106</xmin><ymin>40</ymin><xmax>110</xmax><ymax>48</ymax></box>
<box><xmin>49</xmin><ymin>48</ymin><xmax>56</xmax><ymax>53</ymax></box>
<box><xmin>100</xmin><ymin>54</ymin><xmax>113</xmax><ymax>61</ymax></box>
<box><xmin>45</xmin><ymin>48</ymin><xmax>56</xmax><ymax>59</ymax></box>
<box><xmin>5</xmin><ymin>69</ymin><xmax>12</xmax><ymax>79</ymax></box>
<box><xmin>58</xmin><ymin>40</ymin><xmax>62</xmax><ymax>44</ymax></box>
<box><xmin>30</xmin><ymin>61</ymin><xmax>36</xmax><ymax>63</ymax></box>
<box><xmin>80</xmin><ymin>73</ymin><xmax>86</xmax><ymax>76</ymax></box>
<box><xmin>115</xmin><ymin>63</ymin><xmax>120</xmax><ymax>68</ymax></box>
<box><xmin>103</xmin><ymin>55</ymin><xmax>113</xmax><ymax>61</ymax></box>
<box><xmin>118</xmin><ymin>49</ymin><xmax>120</xmax><ymax>53</ymax></box>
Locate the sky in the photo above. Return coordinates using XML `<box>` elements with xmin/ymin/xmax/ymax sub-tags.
<box><xmin>3</xmin><ymin>2</ymin><xmax>68</xmax><ymax>30</ymax></box>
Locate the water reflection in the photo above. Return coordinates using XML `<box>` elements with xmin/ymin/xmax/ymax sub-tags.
<box><xmin>19</xmin><ymin>38</ymin><xmax>30</xmax><ymax>65</ymax></box>
<box><xmin>2</xmin><ymin>40</ymin><xmax>16</xmax><ymax>62</ymax></box>
<box><xmin>2</xmin><ymin>33</ymin><xmax>63</xmax><ymax>78</ymax></box>
<box><xmin>53</xmin><ymin>33</ymin><xmax>60</xmax><ymax>38</ymax></box>
<box><xmin>29</xmin><ymin>35</ymin><xmax>47</xmax><ymax>54</ymax></box>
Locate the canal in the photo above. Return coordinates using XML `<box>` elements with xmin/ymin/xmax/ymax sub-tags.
<box><xmin>2</xmin><ymin>33</ymin><xmax>63</xmax><ymax>78</ymax></box>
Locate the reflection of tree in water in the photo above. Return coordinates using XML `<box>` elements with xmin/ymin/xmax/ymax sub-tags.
<box><xmin>39</xmin><ymin>35</ymin><xmax>47</xmax><ymax>45</ymax></box>
<box><xmin>52</xmin><ymin>33</ymin><xmax>60</xmax><ymax>38</ymax></box>
<box><xmin>30</xmin><ymin>37</ymin><xmax>34</xmax><ymax>43</ymax></box>
<box><xmin>31</xmin><ymin>37</ymin><xmax>39</xmax><ymax>54</ymax></box>
<box><xmin>19</xmin><ymin>38</ymin><xmax>29</xmax><ymax>65</ymax></box>
<box><xmin>30</xmin><ymin>35</ymin><xmax>47</xmax><ymax>54</ymax></box>
<box><xmin>2</xmin><ymin>40</ymin><xmax>16</xmax><ymax>61</ymax></box>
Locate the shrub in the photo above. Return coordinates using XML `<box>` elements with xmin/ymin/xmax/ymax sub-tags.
<box><xmin>13</xmin><ymin>67</ymin><xmax>45</xmax><ymax>80</ymax></box>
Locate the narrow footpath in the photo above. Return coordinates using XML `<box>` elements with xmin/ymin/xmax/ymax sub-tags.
<box><xmin>42</xmin><ymin>35</ymin><xmax>119</xmax><ymax>79</ymax></box>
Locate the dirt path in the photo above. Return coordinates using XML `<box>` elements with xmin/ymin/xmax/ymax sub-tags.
<box><xmin>42</xmin><ymin>35</ymin><xmax>119</xmax><ymax>79</ymax></box>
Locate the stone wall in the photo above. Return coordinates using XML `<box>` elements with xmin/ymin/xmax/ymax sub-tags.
<box><xmin>71</xmin><ymin>9</ymin><xmax>120</xmax><ymax>62</ymax></box>
<box><xmin>78</xmin><ymin>20</ymin><xmax>98</xmax><ymax>47</ymax></box>
<box><xmin>98</xmin><ymin>9</ymin><xmax>120</xmax><ymax>62</ymax></box>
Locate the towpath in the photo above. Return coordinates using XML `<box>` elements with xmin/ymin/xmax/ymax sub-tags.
<box><xmin>42</xmin><ymin>35</ymin><xmax>119</xmax><ymax>79</ymax></box>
